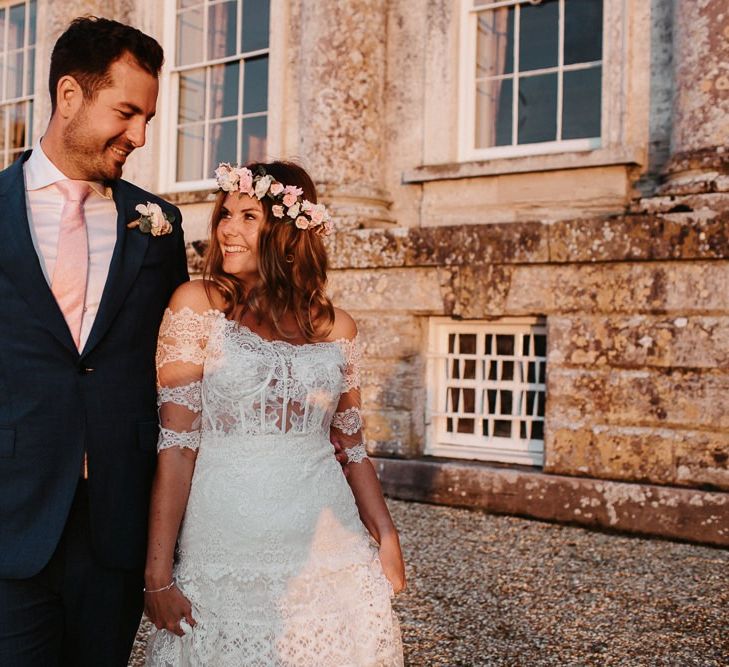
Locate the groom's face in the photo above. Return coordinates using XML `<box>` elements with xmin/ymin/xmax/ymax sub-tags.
<box><xmin>62</xmin><ymin>55</ymin><xmax>159</xmax><ymax>181</ymax></box>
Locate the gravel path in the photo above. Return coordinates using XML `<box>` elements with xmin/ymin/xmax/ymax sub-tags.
<box><xmin>130</xmin><ymin>499</ymin><xmax>729</xmax><ymax>666</ymax></box>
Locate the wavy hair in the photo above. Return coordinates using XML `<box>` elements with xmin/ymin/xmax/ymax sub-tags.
<box><xmin>203</xmin><ymin>161</ymin><xmax>335</xmax><ymax>341</ymax></box>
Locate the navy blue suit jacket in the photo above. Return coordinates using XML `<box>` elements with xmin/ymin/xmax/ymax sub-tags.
<box><xmin>0</xmin><ymin>151</ymin><xmax>189</xmax><ymax>578</ymax></box>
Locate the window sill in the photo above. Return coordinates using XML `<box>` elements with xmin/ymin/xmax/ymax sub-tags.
<box><xmin>402</xmin><ymin>147</ymin><xmax>642</xmax><ymax>184</ymax></box>
<box><xmin>159</xmin><ymin>189</ymin><xmax>218</xmax><ymax>206</ymax></box>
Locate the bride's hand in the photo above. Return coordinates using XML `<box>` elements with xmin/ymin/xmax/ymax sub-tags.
<box><xmin>144</xmin><ymin>584</ymin><xmax>197</xmax><ymax>637</ymax></box>
<box><xmin>379</xmin><ymin>532</ymin><xmax>406</xmax><ymax>594</ymax></box>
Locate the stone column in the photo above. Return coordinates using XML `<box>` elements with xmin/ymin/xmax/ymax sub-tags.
<box><xmin>662</xmin><ymin>0</ymin><xmax>729</xmax><ymax>193</ymax></box>
<box><xmin>298</xmin><ymin>0</ymin><xmax>393</xmax><ymax>229</ymax></box>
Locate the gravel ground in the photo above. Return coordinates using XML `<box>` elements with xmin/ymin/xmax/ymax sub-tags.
<box><xmin>130</xmin><ymin>499</ymin><xmax>729</xmax><ymax>666</ymax></box>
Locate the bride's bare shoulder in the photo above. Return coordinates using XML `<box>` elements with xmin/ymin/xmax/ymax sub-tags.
<box><xmin>327</xmin><ymin>307</ymin><xmax>358</xmax><ymax>342</ymax></box>
<box><xmin>167</xmin><ymin>279</ymin><xmax>227</xmax><ymax>314</ymax></box>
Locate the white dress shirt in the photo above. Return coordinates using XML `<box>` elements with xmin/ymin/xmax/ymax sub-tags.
<box><xmin>24</xmin><ymin>140</ymin><xmax>118</xmax><ymax>349</ymax></box>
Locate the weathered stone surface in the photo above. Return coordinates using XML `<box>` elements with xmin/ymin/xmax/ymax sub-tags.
<box><xmin>549</xmin><ymin>212</ymin><xmax>729</xmax><ymax>263</ymax></box>
<box><xmin>327</xmin><ymin>268</ymin><xmax>448</xmax><ymax>314</ymax></box>
<box><xmin>544</xmin><ymin>426</ymin><xmax>729</xmax><ymax>491</ymax></box>
<box><xmin>373</xmin><ymin>458</ymin><xmax>729</xmax><ymax>546</ymax></box>
<box><xmin>365</xmin><ymin>410</ymin><xmax>416</xmax><ymax>458</ymax></box>
<box><xmin>506</xmin><ymin>261</ymin><xmax>729</xmax><ymax>315</ymax></box>
<box><xmin>548</xmin><ymin>315</ymin><xmax>729</xmax><ymax>369</ymax></box>
<box><xmin>547</xmin><ymin>367</ymin><xmax>729</xmax><ymax>431</ymax></box>
<box><xmin>449</xmin><ymin>265</ymin><xmax>514</xmax><ymax>319</ymax></box>
<box><xmin>361</xmin><ymin>360</ymin><xmax>421</xmax><ymax>412</ymax></box>
<box><xmin>351</xmin><ymin>313</ymin><xmax>423</xmax><ymax>358</ymax></box>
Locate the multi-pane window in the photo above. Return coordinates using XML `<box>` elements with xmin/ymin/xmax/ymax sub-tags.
<box><xmin>462</xmin><ymin>0</ymin><xmax>603</xmax><ymax>158</ymax></box>
<box><xmin>171</xmin><ymin>0</ymin><xmax>269</xmax><ymax>187</ymax></box>
<box><xmin>0</xmin><ymin>0</ymin><xmax>35</xmax><ymax>168</ymax></box>
<box><xmin>427</xmin><ymin>319</ymin><xmax>546</xmax><ymax>466</ymax></box>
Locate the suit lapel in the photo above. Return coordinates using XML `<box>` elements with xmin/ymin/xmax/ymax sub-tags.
<box><xmin>81</xmin><ymin>180</ymin><xmax>149</xmax><ymax>357</ymax></box>
<box><xmin>0</xmin><ymin>152</ymin><xmax>79</xmax><ymax>355</ymax></box>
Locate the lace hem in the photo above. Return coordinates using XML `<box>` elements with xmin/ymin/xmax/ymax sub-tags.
<box><xmin>345</xmin><ymin>443</ymin><xmax>368</xmax><ymax>464</ymax></box>
<box><xmin>158</xmin><ymin>381</ymin><xmax>202</xmax><ymax>412</ymax></box>
<box><xmin>331</xmin><ymin>406</ymin><xmax>363</xmax><ymax>435</ymax></box>
<box><xmin>157</xmin><ymin>427</ymin><xmax>201</xmax><ymax>452</ymax></box>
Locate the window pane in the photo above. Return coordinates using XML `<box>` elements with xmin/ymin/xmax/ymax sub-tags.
<box><xmin>208</xmin><ymin>0</ymin><xmax>237</xmax><ymax>60</ymax></box>
<box><xmin>476</xmin><ymin>8</ymin><xmax>513</xmax><ymax>79</ymax></box>
<box><xmin>476</xmin><ymin>77</ymin><xmax>512</xmax><ymax>148</ymax></box>
<box><xmin>177</xmin><ymin>124</ymin><xmax>205</xmax><ymax>181</ymax></box>
<box><xmin>9</xmin><ymin>101</ymin><xmax>26</xmax><ymax>148</ymax></box>
<box><xmin>458</xmin><ymin>334</ymin><xmax>476</xmax><ymax>355</ymax></box>
<box><xmin>179</xmin><ymin>68</ymin><xmax>205</xmax><ymax>123</ymax></box>
<box><xmin>242</xmin><ymin>0</ymin><xmax>270</xmax><ymax>52</ymax></box>
<box><xmin>177</xmin><ymin>8</ymin><xmax>203</xmax><ymax>66</ymax></box>
<box><xmin>210</xmin><ymin>62</ymin><xmax>239</xmax><ymax>120</ymax></box>
<box><xmin>9</xmin><ymin>4</ymin><xmax>24</xmax><ymax>50</ymax></box>
<box><xmin>562</xmin><ymin>66</ymin><xmax>601</xmax><ymax>139</ymax></box>
<box><xmin>29</xmin><ymin>0</ymin><xmax>36</xmax><ymax>46</ymax></box>
<box><xmin>241</xmin><ymin>115</ymin><xmax>267</xmax><ymax>163</ymax></box>
<box><xmin>7</xmin><ymin>51</ymin><xmax>23</xmax><ymax>99</ymax></box>
<box><xmin>518</xmin><ymin>72</ymin><xmax>557</xmax><ymax>144</ymax></box>
<box><xmin>494</xmin><ymin>420</ymin><xmax>511</xmax><ymax>437</ymax></box>
<box><xmin>243</xmin><ymin>56</ymin><xmax>268</xmax><ymax>114</ymax></box>
<box><xmin>519</xmin><ymin>0</ymin><xmax>559</xmax><ymax>72</ymax></box>
<box><xmin>208</xmin><ymin>119</ymin><xmax>237</xmax><ymax>172</ymax></box>
<box><xmin>564</xmin><ymin>0</ymin><xmax>603</xmax><ymax>65</ymax></box>
<box><xmin>26</xmin><ymin>46</ymin><xmax>34</xmax><ymax>95</ymax></box>
<box><xmin>0</xmin><ymin>9</ymin><xmax>6</xmax><ymax>53</ymax></box>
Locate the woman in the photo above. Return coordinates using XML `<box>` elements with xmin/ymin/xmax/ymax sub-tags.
<box><xmin>144</xmin><ymin>161</ymin><xmax>405</xmax><ymax>666</ymax></box>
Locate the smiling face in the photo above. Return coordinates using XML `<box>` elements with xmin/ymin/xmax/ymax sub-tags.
<box><xmin>216</xmin><ymin>193</ymin><xmax>266</xmax><ymax>285</ymax></box>
<box><xmin>60</xmin><ymin>55</ymin><xmax>158</xmax><ymax>181</ymax></box>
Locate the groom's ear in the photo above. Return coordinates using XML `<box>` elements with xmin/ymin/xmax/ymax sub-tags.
<box><xmin>55</xmin><ymin>75</ymin><xmax>84</xmax><ymax>119</ymax></box>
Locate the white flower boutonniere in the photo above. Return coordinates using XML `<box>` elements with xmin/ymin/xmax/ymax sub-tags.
<box><xmin>128</xmin><ymin>202</ymin><xmax>174</xmax><ymax>236</ymax></box>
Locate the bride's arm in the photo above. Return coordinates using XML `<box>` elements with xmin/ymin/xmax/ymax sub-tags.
<box><xmin>329</xmin><ymin>312</ymin><xmax>406</xmax><ymax>593</ymax></box>
<box><xmin>144</xmin><ymin>282</ymin><xmax>212</xmax><ymax>635</ymax></box>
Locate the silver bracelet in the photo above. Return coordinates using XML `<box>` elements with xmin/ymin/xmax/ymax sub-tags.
<box><xmin>144</xmin><ymin>579</ymin><xmax>175</xmax><ymax>593</ymax></box>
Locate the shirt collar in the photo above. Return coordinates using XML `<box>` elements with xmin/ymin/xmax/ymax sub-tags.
<box><xmin>24</xmin><ymin>139</ymin><xmax>113</xmax><ymax>200</ymax></box>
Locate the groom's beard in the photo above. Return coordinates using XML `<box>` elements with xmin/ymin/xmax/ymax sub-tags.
<box><xmin>63</xmin><ymin>106</ymin><xmax>135</xmax><ymax>182</ymax></box>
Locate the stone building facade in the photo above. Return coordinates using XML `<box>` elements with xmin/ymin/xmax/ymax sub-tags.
<box><xmin>17</xmin><ymin>0</ymin><xmax>728</xmax><ymax>544</ymax></box>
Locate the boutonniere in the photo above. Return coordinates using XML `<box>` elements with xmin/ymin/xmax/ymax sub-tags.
<box><xmin>127</xmin><ymin>202</ymin><xmax>174</xmax><ymax>236</ymax></box>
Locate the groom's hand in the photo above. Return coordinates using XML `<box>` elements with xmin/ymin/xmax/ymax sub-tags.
<box><xmin>331</xmin><ymin>436</ymin><xmax>350</xmax><ymax>478</ymax></box>
<box><xmin>144</xmin><ymin>584</ymin><xmax>197</xmax><ymax>637</ymax></box>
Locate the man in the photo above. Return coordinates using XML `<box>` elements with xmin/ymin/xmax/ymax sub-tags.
<box><xmin>0</xmin><ymin>17</ymin><xmax>188</xmax><ymax>665</ymax></box>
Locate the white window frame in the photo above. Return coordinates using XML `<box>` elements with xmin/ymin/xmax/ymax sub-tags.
<box><xmin>426</xmin><ymin>317</ymin><xmax>546</xmax><ymax>466</ymax></box>
<box><xmin>0</xmin><ymin>0</ymin><xmax>35</xmax><ymax>168</ymax></box>
<box><xmin>159</xmin><ymin>0</ymin><xmax>283</xmax><ymax>193</ymax></box>
<box><xmin>458</xmin><ymin>0</ymin><xmax>611</xmax><ymax>162</ymax></box>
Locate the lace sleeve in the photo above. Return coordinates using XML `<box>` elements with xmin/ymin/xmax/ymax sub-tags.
<box><xmin>331</xmin><ymin>335</ymin><xmax>368</xmax><ymax>464</ymax></box>
<box><xmin>156</xmin><ymin>307</ymin><xmax>214</xmax><ymax>453</ymax></box>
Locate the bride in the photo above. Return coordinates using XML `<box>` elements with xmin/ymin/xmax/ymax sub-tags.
<box><xmin>143</xmin><ymin>161</ymin><xmax>405</xmax><ymax>666</ymax></box>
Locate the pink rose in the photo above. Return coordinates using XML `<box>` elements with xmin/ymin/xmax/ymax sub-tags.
<box><xmin>295</xmin><ymin>216</ymin><xmax>310</xmax><ymax>229</ymax></box>
<box><xmin>270</xmin><ymin>182</ymin><xmax>284</xmax><ymax>196</ymax></box>
<box><xmin>238</xmin><ymin>168</ymin><xmax>254</xmax><ymax>196</ymax></box>
<box><xmin>309</xmin><ymin>204</ymin><xmax>326</xmax><ymax>225</ymax></box>
<box><xmin>282</xmin><ymin>193</ymin><xmax>298</xmax><ymax>207</ymax></box>
<box><xmin>272</xmin><ymin>205</ymin><xmax>285</xmax><ymax>218</ymax></box>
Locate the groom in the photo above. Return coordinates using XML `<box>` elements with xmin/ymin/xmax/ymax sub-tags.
<box><xmin>0</xmin><ymin>17</ymin><xmax>188</xmax><ymax>666</ymax></box>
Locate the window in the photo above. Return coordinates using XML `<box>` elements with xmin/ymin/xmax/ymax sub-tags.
<box><xmin>427</xmin><ymin>318</ymin><xmax>546</xmax><ymax>466</ymax></box>
<box><xmin>460</xmin><ymin>0</ymin><xmax>603</xmax><ymax>160</ymax></box>
<box><xmin>166</xmin><ymin>0</ymin><xmax>270</xmax><ymax>189</ymax></box>
<box><xmin>0</xmin><ymin>0</ymin><xmax>35</xmax><ymax>168</ymax></box>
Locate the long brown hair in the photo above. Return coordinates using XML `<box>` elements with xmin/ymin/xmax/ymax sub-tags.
<box><xmin>203</xmin><ymin>161</ymin><xmax>335</xmax><ymax>341</ymax></box>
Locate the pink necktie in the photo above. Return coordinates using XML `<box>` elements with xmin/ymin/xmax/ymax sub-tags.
<box><xmin>51</xmin><ymin>180</ymin><xmax>91</xmax><ymax>350</ymax></box>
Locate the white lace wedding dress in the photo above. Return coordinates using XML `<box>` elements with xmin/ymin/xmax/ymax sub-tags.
<box><xmin>145</xmin><ymin>306</ymin><xmax>403</xmax><ymax>667</ymax></box>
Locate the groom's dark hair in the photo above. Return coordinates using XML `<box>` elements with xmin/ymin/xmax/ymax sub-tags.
<box><xmin>49</xmin><ymin>16</ymin><xmax>164</xmax><ymax>113</ymax></box>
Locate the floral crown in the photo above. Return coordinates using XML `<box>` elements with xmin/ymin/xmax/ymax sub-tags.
<box><xmin>214</xmin><ymin>163</ymin><xmax>333</xmax><ymax>237</ymax></box>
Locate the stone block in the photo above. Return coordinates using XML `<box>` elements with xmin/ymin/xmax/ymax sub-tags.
<box><xmin>361</xmin><ymin>358</ymin><xmax>422</xmax><ymax>411</ymax></box>
<box><xmin>505</xmin><ymin>261</ymin><xmax>729</xmax><ymax>315</ymax></box>
<box><xmin>548</xmin><ymin>314</ymin><xmax>729</xmax><ymax>369</ymax></box>
<box><xmin>547</xmin><ymin>367</ymin><xmax>729</xmax><ymax>431</ymax></box>
<box><xmin>544</xmin><ymin>425</ymin><xmax>729</xmax><ymax>491</ymax></box>
<box><xmin>327</xmin><ymin>267</ymin><xmax>449</xmax><ymax>314</ymax></box>
<box><xmin>353</xmin><ymin>314</ymin><xmax>423</xmax><ymax>358</ymax></box>
<box><xmin>549</xmin><ymin>211</ymin><xmax>729</xmax><ymax>263</ymax></box>
<box><xmin>364</xmin><ymin>409</ymin><xmax>415</xmax><ymax>458</ymax></box>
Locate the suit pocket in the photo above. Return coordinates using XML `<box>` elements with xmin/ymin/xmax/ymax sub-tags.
<box><xmin>137</xmin><ymin>421</ymin><xmax>160</xmax><ymax>453</ymax></box>
<box><xmin>0</xmin><ymin>427</ymin><xmax>15</xmax><ymax>458</ymax></box>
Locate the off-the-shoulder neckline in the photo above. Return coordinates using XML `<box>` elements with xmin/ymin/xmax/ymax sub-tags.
<box><xmin>165</xmin><ymin>306</ymin><xmax>359</xmax><ymax>350</ymax></box>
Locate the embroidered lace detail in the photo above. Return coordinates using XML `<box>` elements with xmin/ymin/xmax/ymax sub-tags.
<box><xmin>146</xmin><ymin>306</ymin><xmax>402</xmax><ymax>665</ymax></box>
<box><xmin>331</xmin><ymin>406</ymin><xmax>363</xmax><ymax>435</ymax></box>
<box><xmin>157</xmin><ymin>381</ymin><xmax>202</xmax><ymax>412</ymax></box>
<box><xmin>345</xmin><ymin>442</ymin><xmax>369</xmax><ymax>464</ymax></box>
<box><xmin>157</xmin><ymin>427</ymin><xmax>201</xmax><ymax>452</ymax></box>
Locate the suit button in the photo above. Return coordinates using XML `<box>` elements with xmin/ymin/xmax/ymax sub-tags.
<box><xmin>79</xmin><ymin>366</ymin><xmax>95</xmax><ymax>375</ymax></box>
